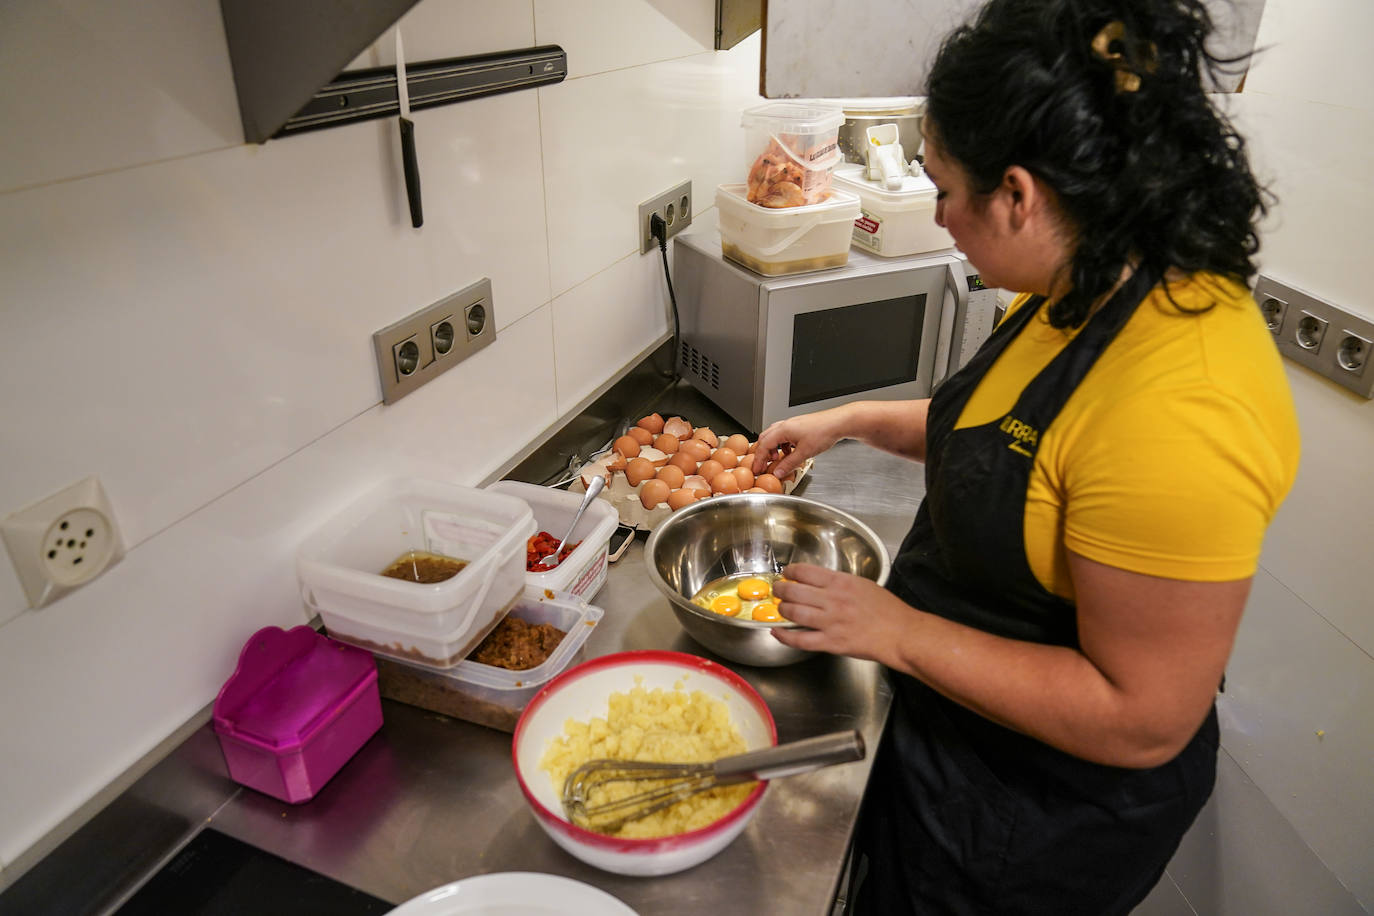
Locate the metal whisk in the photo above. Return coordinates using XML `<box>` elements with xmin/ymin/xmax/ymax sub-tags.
<box><xmin>561</xmin><ymin>730</ymin><xmax>865</xmax><ymax>832</ymax></box>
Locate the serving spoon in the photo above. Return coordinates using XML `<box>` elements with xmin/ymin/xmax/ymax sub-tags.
<box><xmin>539</xmin><ymin>475</ymin><xmax>606</xmax><ymax>568</ymax></box>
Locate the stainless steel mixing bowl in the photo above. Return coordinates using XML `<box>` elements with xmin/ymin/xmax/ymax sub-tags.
<box><xmin>644</xmin><ymin>493</ymin><xmax>891</xmax><ymax>667</ymax></box>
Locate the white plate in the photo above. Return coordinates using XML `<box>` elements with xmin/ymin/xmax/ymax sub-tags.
<box><xmin>389</xmin><ymin>871</ymin><xmax>639</xmax><ymax>916</ymax></box>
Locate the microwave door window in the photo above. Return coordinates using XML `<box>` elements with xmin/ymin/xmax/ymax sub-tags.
<box><xmin>788</xmin><ymin>294</ymin><xmax>927</xmax><ymax>407</ymax></box>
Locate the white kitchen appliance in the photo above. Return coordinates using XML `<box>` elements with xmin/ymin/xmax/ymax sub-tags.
<box><xmin>672</xmin><ymin>230</ymin><xmax>997</xmax><ymax>433</ymax></box>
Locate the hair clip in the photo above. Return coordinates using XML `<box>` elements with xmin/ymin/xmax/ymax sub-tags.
<box><xmin>1091</xmin><ymin>20</ymin><xmax>1156</xmax><ymax>93</ymax></box>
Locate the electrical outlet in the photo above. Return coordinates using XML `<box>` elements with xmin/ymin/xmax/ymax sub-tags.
<box><xmin>1</xmin><ymin>476</ymin><xmax>126</xmax><ymax>609</ymax></box>
<box><xmin>638</xmin><ymin>180</ymin><xmax>693</xmax><ymax>253</ymax></box>
<box><xmin>1257</xmin><ymin>291</ymin><xmax>1287</xmax><ymax>335</ymax></box>
<box><xmin>373</xmin><ymin>278</ymin><xmax>496</xmax><ymax>405</ymax></box>
<box><xmin>1254</xmin><ymin>274</ymin><xmax>1374</xmax><ymax>398</ymax></box>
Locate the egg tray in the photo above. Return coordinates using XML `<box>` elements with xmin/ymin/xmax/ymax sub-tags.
<box><xmin>571</xmin><ymin>451</ymin><xmax>812</xmax><ymax>530</ymax></box>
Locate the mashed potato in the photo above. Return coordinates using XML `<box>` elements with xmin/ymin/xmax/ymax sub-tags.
<box><xmin>539</xmin><ymin>681</ymin><xmax>755</xmax><ymax>838</ymax></box>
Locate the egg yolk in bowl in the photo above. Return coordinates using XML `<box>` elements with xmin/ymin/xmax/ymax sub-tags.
<box><xmin>692</xmin><ymin>572</ymin><xmax>786</xmax><ymax>622</ymax></box>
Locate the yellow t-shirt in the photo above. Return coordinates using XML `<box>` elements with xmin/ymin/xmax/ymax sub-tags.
<box><xmin>955</xmin><ymin>273</ymin><xmax>1300</xmax><ymax>597</ymax></box>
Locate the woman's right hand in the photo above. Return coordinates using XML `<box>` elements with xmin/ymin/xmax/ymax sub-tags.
<box><xmin>751</xmin><ymin>406</ymin><xmax>852</xmax><ymax>479</ymax></box>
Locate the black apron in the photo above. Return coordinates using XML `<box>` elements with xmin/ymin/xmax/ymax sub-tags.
<box><xmin>851</xmin><ymin>268</ymin><xmax>1219</xmax><ymax>915</ymax></box>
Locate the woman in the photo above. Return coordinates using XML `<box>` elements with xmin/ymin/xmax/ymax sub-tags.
<box><xmin>750</xmin><ymin>1</ymin><xmax>1300</xmax><ymax>913</ymax></box>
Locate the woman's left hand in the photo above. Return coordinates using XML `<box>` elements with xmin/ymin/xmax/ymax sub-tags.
<box><xmin>771</xmin><ymin>563</ymin><xmax>917</xmax><ymax>663</ymax></box>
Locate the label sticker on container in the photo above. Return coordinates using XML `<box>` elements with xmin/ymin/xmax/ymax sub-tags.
<box><xmin>423</xmin><ymin>510</ymin><xmax>506</xmax><ymax>560</ymax></box>
<box><xmin>808</xmin><ymin>140</ymin><xmax>839</xmax><ymax>163</ymax></box>
<box><xmin>853</xmin><ymin>210</ymin><xmax>883</xmax><ymax>252</ymax></box>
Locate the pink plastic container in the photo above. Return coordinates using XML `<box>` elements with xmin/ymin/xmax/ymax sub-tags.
<box><xmin>213</xmin><ymin>626</ymin><xmax>382</xmax><ymax>804</ymax></box>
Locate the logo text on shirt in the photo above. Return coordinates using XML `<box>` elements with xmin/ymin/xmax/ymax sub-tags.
<box><xmin>999</xmin><ymin>414</ymin><xmax>1039</xmax><ymax>457</ymax></box>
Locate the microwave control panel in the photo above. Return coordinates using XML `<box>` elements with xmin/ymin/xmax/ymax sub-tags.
<box><xmin>959</xmin><ymin>267</ymin><xmax>1000</xmax><ymax>366</ymax></box>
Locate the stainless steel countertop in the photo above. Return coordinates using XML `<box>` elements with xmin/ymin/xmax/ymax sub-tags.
<box><xmin>2</xmin><ymin>386</ymin><xmax>928</xmax><ymax>916</ymax></box>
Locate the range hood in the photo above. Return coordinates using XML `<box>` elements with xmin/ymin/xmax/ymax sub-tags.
<box><xmin>221</xmin><ymin>0</ymin><xmax>423</xmax><ymax>143</ymax></box>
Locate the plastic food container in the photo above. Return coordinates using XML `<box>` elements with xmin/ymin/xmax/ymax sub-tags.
<box><xmin>212</xmin><ymin>626</ymin><xmax>382</xmax><ymax>804</ymax></box>
<box><xmin>716</xmin><ymin>183</ymin><xmax>861</xmax><ymax>276</ymax></box>
<box><xmin>741</xmin><ymin>102</ymin><xmax>845</xmax><ymax>208</ymax></box>
<box><xmin>831</xmin><ymin>163</ymin><xmax>954</xmax><ymax>258</ymax></box>
<box><xmin>485</xmin><ymin>480</ymin><xmax>617</xmax><ymax>600</ymax></box>
<box><xmin>297</xmin><ymin>478</ymin><xmax>536</xmax><ymax>669</ymax></box>
<box><xmin>375</xmin><ymin>588</ymin><xmax>603</xmax><ymax>732</ymax></box>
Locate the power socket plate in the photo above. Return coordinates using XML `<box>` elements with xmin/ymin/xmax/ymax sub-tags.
<box><xmin>373</xmin><ymin>277</ymin><xmax>497</xmax><ymax>405</ymax></box>
<box><xmin>1</xmin><ymin>475</ymin><xmax>126</xmax><ymax>609</ymax></box>
<box><xmin>638</xmin><ymin>180</ymin><xmax>693</xmax><ymax>253</ymax></box>
<box><xmin>1255</xmin><ymin>275</ymin><xmax>1374</xmax><ymax>398</ymax></box>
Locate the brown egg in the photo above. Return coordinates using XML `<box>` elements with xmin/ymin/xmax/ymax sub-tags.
<box><xmin>625</xmin><ymin>456</ymin><xmax>656</xmax><ymax>486</ymax></box>
<box><xmin>710</xmin><ymin>471</ymin><xmax>741</xmax><ymax>495</ymax></box>
<box><xmin>613</xmin><ymin>435</ymin><xmax>641</xmax><ymax>459</ymax></box>
<box><xmin>640</xmin><ymin>478</ymin><xmax>670</xmax><ymax>509</ymax></box>
<box><xmin>724</xmin><ymin>434</ymin><xmax>750</xmax><ymax>455</ymax></box>
<box><xmin>653</xmin><ymin>434</ymin><xmax>680</xmax><ymax>455</ymax></box>
<box><xmin>682</xmin><ymin>474</ymin><xmax>711</xmax><ymax>494</ymax></box>
<box><xmin>692</xmin><ymin>427</ymin><xmax>719</xmax><ymax>448</ymax></box>
<box><xmin>731</xmin><ymin>466</ymin><xmax>755</xmax><ymax>490</ymax></box>
<box><xmin>697</xmin><ymin>459</ymin><xmax>723</xmax><ymax>483</ymax></box>
<box><xmin>656</xmin><ymin>465</ymin><xmax>686</xmax><ymax>489</ymax></box>
<box><xmin>626</xmin><ymin>426</ymin><xmax>654</xmax><ymax>446</ymax></box>
<box><xmin>667</xmin><ymin>451</ymin><xmax>699</xmax><ymax>475</ymax></box>
<box><xmin>745</xmin><ymin>486</ymin><xmax>769</xmax><ymax>494</ymax></box>
<box><xmin>667</xmin><ymin>488</ymin><xmax>698</xmax><ymax>510</ymax></box>
<box><xmin>712</xmin><ymin>447</ymin><xmax>739</xmax><ymax>470</ymax></box>
<box><xmin>639</xmin><ymin>446</ymin><xmax>669</xmax><ymax>467</ymax></box>
<box><xmin>638</xmin><ymin>412</ymin><xmax>665</xmax><ymax>434</ymax></box>
<box><xmin>755</xmin><ymin>473</ymin><xmax>784</xmax><ymax>494</ymax></box>
<box><xmin>678</xmin><ymin>438</ymin><xmax>711</xmax><ymax>463</ymax></box>
<box><xmin>663</xmin><ymin>416</ymin><xmax>693</xmax><ymax>439</ymax></box>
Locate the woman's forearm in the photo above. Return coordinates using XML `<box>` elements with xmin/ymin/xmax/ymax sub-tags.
<box><xmin>838</xmin><ymin>399</ymin><xmax>931</xmax><ymax>462</ymax></box>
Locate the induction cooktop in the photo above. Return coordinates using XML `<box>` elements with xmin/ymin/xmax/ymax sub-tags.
<box><xmin>114</xmin><ymin>828</ymin><xmax>392</xmax><ymax>915</ymax></box>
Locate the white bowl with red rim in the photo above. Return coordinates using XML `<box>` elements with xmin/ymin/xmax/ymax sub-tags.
<box><xmin>511</xmin><ymin>650</ymin><xmax>777</xmax><ymax>876</ymax></box>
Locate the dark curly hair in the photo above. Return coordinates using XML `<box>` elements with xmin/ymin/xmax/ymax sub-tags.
<box><xmin>924</xmin><ymin>0</ymin><xmax>1271</xmax><ymax>328</ymax></box>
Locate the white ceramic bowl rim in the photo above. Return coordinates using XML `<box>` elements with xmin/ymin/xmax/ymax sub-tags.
<box><xmin>511</xmin><ymin>650</ymin><xmax>776</xmax><ymax>854</ymax></box>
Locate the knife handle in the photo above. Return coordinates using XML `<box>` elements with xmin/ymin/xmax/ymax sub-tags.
<box><xmin>398</xmin><ymin>116</ymin><xmax>423</xmax><ymax>228</ymax></box>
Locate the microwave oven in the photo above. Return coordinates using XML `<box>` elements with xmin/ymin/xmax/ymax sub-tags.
<box><xmin>672</xmin><ymin>231</ymin><xmax>999</xmax><ymax>433</ymax></box>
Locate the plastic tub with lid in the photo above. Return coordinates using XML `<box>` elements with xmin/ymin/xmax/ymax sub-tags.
<box><xmin>485</xmin><ymin>479</ymin><xmax>617</xmax><ymax>600</ymax></box>
<box><xmin>297</xmin><ymin>477</ymin><xmax>536</xmax><ymax>669</ymax></box>
<box><xmin>831</xmin><ymin>163</ymin><xmax>954</xmax><ymax>258</ymax></box>
<box><xmin>716</xmin><ymin>183</ymin><xmax>861</xmax><ymax>276</ymax></box>
<box><xmin>212</xmin><ymin>625</ymin><xmax>383</xmax><ymax>803</ymax></box>
<box><xmin>741</xmin><ymin>102</ymin><xmax>845</xmax><ymax>208</ymax></box>
<box><xmin>374</xmin><ymin>587</ymin><xmax>603</xmax><ymax>732</ymax></box>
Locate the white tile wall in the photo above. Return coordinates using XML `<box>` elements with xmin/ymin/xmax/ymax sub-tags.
<box><xmin>0</xmin><ymin>0</ymin><xmax>762</xmax><ymax>876</ymax></box>
<box><xmin>0</xmin><ymin>0</ymin><xmax>241</xmax><ymax>192</ymax></box>
<box><xmin>1212</xmin><ymin>0</ymin><xmax>1374</xmax><ymax>910</ymax></box>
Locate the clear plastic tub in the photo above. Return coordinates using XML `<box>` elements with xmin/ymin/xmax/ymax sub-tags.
<box><xmin>297</xmin><ymin>478</ymin><xmax>536</xmax><ymax>669</ymax></box>
<box><xmin>831</xmin><ymin>163</ymin><xmax>954</xmax><ymax>257</ymax></box>
<box><xmin>374</xmin><ymin>588</ymin><xmax>603</xmax><ymax>732</ymax></box>
<box><xmin>485</xmin><ymin>480</ymin><xmax>617</xmax><ymax>600</ymax></box>
<box><xmin>212</xmin><ymin>626</ymin><xmax>382</xmax><ymax>803</ymax></box>
<box><xmin>716</xmin><ymin>183</ymin><xmax>861</xmax><ymax>276</ymax></box>
<box><xmin>741</xmin><ymin>102</ymin><xmax>845</xmax><ymax>208</ymax></box>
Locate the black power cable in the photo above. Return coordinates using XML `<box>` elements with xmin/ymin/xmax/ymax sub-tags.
<box><xmin>649</xmin><ymin>213</ymin><xmax>681</xmax><ymax>383</ymax></box>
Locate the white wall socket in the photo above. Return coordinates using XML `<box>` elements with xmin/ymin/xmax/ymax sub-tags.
<box><xmin>1</xmin><ymin>476</ymin><xmax>126</xmax><ymax>609</ymax></box>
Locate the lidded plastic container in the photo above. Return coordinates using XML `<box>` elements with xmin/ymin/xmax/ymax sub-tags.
<box><xmin>485</xmin><ymin>480</ymin><xmax>617</xmax><ymax>600</ymax></box>
<box><xmin>297</xmin><ymin>478</ymin><xmax>536</xmax><ymax>669</ymax></box>
<box><xmin>831</xmin><ymin>163</ymin><xmax>954</xmax><ymax>258</ymax></box>
<box><xmin>716</xmin><ymin>183</ymin><xmax>861</xmax><ymax>276</ymax></box>
<box><xmin>741</xmin><ymin>102</ymin><xmax>846</xmax><ymax>209</ymax></box>
<box><xmin>213</xmin><ymin>626</ymin><xmax>383</xmax><ymax>803</ymax></box>
<box><xmin>374</xmin><ymin>587</ymin><xmax>603</xmax><ymax>732</ymax></box>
